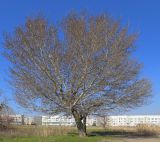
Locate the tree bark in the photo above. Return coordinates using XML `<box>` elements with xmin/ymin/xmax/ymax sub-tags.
<box><xmin>72</xmin><ymin>110</ymin><xmax>87</xmax><ymax>137</ymax></box>
<box><xmin>83</xmin><ymin>116</ymin><xmax>87</xmax><ymax>133</ymax></box>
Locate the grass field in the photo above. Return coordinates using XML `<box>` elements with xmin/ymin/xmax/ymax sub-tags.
<box><xmin>0</xmin><ymin>125</ymin><xmax>160</xmax><ymax>142</ymax></box>
<box><xmin>0</xmin><ymin>136</ymin><xmax>160</xmax><ymax>142</ymax></box>
<box><xmin>0</xmin><ymin>135</ymin><xmax>108</xmax><ymax>142</ymax></box>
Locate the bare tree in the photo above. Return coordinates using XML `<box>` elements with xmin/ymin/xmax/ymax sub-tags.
<box><xmin>3</xmin><ymin>12</ymin><xmax>151</xmax><ymax>137</ymax></box>
<box><xmin>0</xmin><ymin>95</ymin><xmax>14</xmax><ymax>128</ymax></box>
<box><xmin>98</xmin><ymin>115</ymin><xmax>110</xmax><ymax>130</ymax></box>
<box><xmin>0</xmin><ymin>108</ymin><xmax>14</xmax><ymax>129</ymax></box>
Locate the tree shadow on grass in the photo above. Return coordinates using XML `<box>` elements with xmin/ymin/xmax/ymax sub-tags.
<box><xmin>88</xmin><ymin>130</ymin><xmax>159</xmax><ymax>138</ymax></box>
<box><xmin>67</xmin><ymin>129</ymin><xmax>159</xmax><ymax>138</ymax></box>
<box><xmin>67</xmin><ymin>132</ymin><xmax>78</xmax><ymax>137</ymax></box>
<box><xmin>68</xmin><ymin>131</ymin><xmax>134</xmax><ymax>138</ymax></box>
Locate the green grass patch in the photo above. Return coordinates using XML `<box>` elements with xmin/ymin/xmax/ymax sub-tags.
<box><xmin>0</xmin><ymin>135</ymin><xmax>115</xmax><ymax>142</ymax></box>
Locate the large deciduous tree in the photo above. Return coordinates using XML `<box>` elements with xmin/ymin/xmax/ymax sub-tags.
<box><xmin>3</xmin><ymin>13</ymin><xmax>151</xmax><ymax>137</ymax></box>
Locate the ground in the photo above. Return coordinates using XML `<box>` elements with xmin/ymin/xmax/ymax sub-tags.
<box><xmin>0</xmin><ymin>136</ymin><xmax>160</xmax><ymax>142</ymax></box>
<box><xmin>105</xmin><ymin>138</ymin><xmax>160</xmax><ymax>142</ymax></box>
<box><xmin>0</xmin><ymin>126</ymin><xmax>160</xmax><ymax>142</ymax></box>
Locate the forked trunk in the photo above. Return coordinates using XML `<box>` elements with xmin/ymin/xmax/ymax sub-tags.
<box><xmin>72</xmin><ymin>110</ymin><xmax>87</xmax><ymax>137</ymax></box>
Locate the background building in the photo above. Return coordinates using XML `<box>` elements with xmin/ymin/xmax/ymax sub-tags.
<box><xmin>41</xmin><ymin>115</ymin><xmax>75</xmax><ymax>126</ymax></box>
<box><xmin>9</xmin><ymin>114</ymin><xmax>160</xmax><ymax>127</ymax></box>
<box><xmin>34</xmin><ymin>115</ymin><xmax>97</xmax><ymax>126</ymax></box>
<box><xmin>105</xmin><ymin>115</ymin><xmax>160</xmax><ymax>127</ymax></box>
<box><xmin>10</xmin><ymin>115</ymin><xmax>34</xmax><ymax>125</ymax></box>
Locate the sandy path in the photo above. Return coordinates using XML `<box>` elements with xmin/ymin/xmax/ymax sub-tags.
<box><xmin>102</xmin><ymin>138</ymin><xmax>160</xmax><ymax>142</ymax></box>
<box><xmin>123</xmin><ymin>138</ymin><xmax>160</xmax><ymax>142</ymax></box>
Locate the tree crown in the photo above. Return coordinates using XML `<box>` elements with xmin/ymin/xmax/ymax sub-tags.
<box><xmin>3</xmin><ymin>12</ymin><xmax>151</xmax><ymax>116</ymax></box>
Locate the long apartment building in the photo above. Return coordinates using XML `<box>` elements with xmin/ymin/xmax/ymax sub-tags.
<box><xmin>35</xmin><ymin>115</ymin><xmax>97</xmax><ymax>126</ymax></box>
<box><xmin>106</xmin><ymin>115</ymin><xmax>160</xmax><ymax>126</ymax></box>
<box><xmin>6</xmin><ymin>114</ymin><xmax>160</xmax><ymax>127</ymax></box>
<box><xmin>9</xmin><ymin>115</ymin><xmax>34</xmax><ymax>125</ymax></box>
<box><xmin>41</xmin><ymin>115</ymin><xmax>75</xmax><ymax>126</ymax></box>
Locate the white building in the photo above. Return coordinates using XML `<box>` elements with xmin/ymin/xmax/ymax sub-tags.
<box><xmin>39</xmin><ymin>115</ymin><xmax>97</xmax><ymax>126</ymax></box>
<box><xmin>25</xmin><ymin>116</ymin><xmax>34</xmax><ymax>125</ymax></box>
<box><xmin>9</xmin><ymin>115</ymin><xmax>34</xmax><ymax>125</ymax></box>
<box><xmin>42</xmin><ymin>115</ymin><xmax>75</xmax><ymax>126</ymax></box>
<box><xmin>106</xmin><ymin>115</ymin><xmax>160</xmax><ymax>127</ymax></box>
<box><xmin>10</xmin><ymin>114</ymin><xmax>23</xmax><ymax>125</ymax></box>
<box><xmin>87</xmin><ymin>116</ymin><xmax>97</xmax><ymax>126</ymax></box>
<box><xmin>9</xmin><ymin>114</ymin><xmax>160</xmax><ymax>127</ymax></box>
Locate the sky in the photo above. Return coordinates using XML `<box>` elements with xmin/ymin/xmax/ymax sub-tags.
<box><xmin>0</xmin><ymin>0</ymin><xmax>160</xmax><ymax>115</ymax></box>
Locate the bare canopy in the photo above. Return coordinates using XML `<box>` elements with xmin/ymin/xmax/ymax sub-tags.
<box><xmin>3</xmin><ymin>12</ymin><xmax>151</xmax><ymax>136</ymax></box>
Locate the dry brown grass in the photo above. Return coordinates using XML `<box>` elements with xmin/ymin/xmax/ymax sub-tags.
<box><xmin>135</xmin><ymin>124</ymin><xmax>160</xmax><ymax>136</ymax></box>
<box><xmin>0</xmin><ymin>125</ymin><xmax>159</xmax><ymax>138</ymax></box>
<box><xmin>105</xmin><ymin>125</ymin><xmax>160</xmax><ymax>137</ymax></box>
<box><xmin>0</xmin><ymin>125</ymin><xmax>76</xmax><ymax>138</ymax></box>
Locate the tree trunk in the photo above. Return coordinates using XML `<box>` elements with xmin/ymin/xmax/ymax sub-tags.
<box><xmin>83</xmin><ymin>116</ymin><xmax>87</xmax><ymax>133</ymax></box>
<box><xmin>72</xmin><ymin>110</ymin><xmax>87</xmax><ymax>137</ymax></box>
<box><xmin>75</xmin><ymin>117</ymin><xmax>87</xmax><ymax>137</ymax></box>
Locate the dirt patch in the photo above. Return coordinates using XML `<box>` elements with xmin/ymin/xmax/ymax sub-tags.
<box><xmin>123</xmin><ymin>138</ymin><xmax>160</xmax><ymax>142</ymax></box>
<box><xmin>100</xmin><ymin>138</ymin><xmax>160</xmax><ymax>142</ymax></box>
